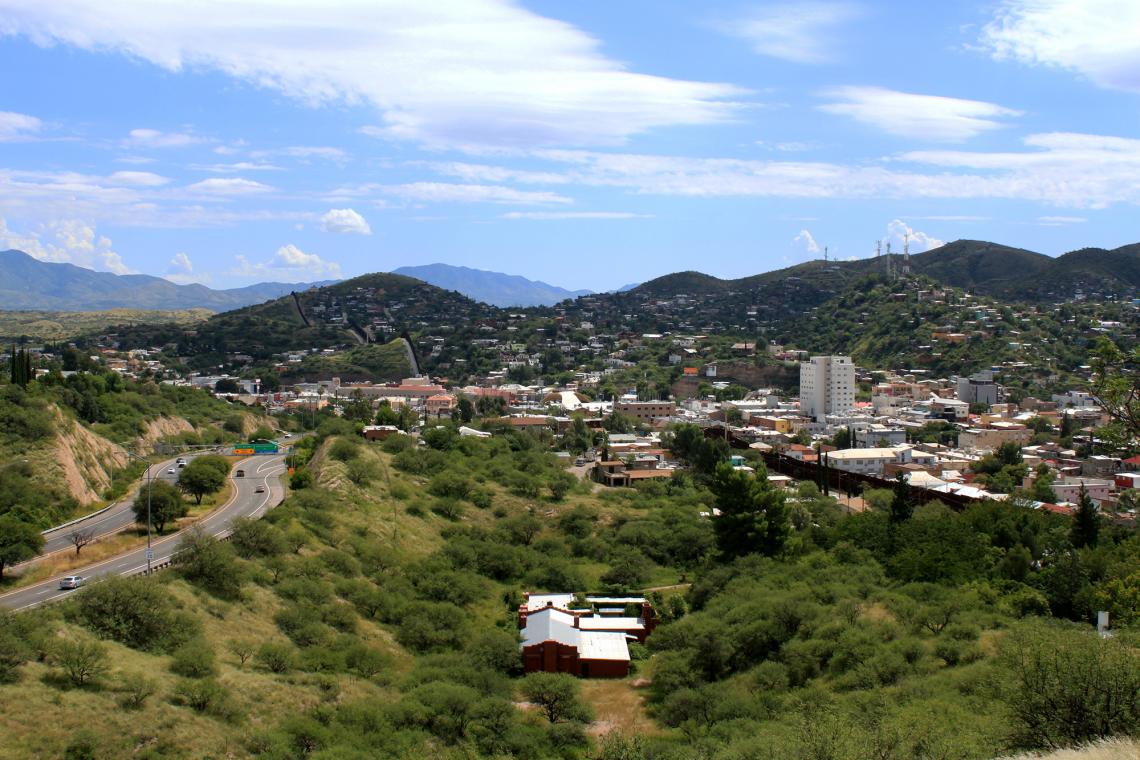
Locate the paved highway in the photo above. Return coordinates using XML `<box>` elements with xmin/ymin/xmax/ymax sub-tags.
<box><xmin>37</xmin><ymin>454</ymin><xmax>191</xmax><ymax>557</ymax></box>
<box><xmin>0</xmin><ymin>454</ymin><xmax>288</xmax><ymax>611</ymax></box>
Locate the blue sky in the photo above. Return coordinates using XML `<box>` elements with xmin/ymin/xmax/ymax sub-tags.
<box><xmin>1</xmin><ymin>0</ymin><xmax>1139</xmax><ymax>293</ymax></box>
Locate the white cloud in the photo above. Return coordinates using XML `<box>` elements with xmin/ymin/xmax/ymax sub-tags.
<box><xmin>981</xmin><ymin>0</ymin><xmax>1140</xmax><ymax>93</ymax></box>
<box><xmin>126</xmin><ymin>128</ymin><xmax>205</xmax><ymax>149</ymax></box>
<box><xmin>162</xmin><ymin>250</ymin><xmax>212</xmax><ymax>283</ymax></box>
<box><xmin>792</xmin><ymin>229</ymin><xmax>821</xmax><ymax>255</ymax></box>
<box><xmin>320</xmin><ymin>208</ymin><xmax>371</xmax><ymax>235</ymax></box>
<box><xmin>1037</xmin><ymin>215</ymin><xmax>1087</xmax><ymax>225</ymax></box>
<box><xmin>229</xmin><ymin>245</ymin><xmax>342</xmax><ymax>282</ymax></box>
<box><xmin>887</xmin><ymin>219</ymin><xmax>943</xmax><ymax>252</ymax></box>
<box><xmin>0</xmin><ymin>217</ymin><xmax>134</xmax><ymax>273</ymax></box>
<box><xmin>2</xmin><ymin>1</ymin><xmax>744</xmax><ymax>150</ymax></box>
<box><xmin>383</xmin><ymin>182</ymin><xmax>572</xmax><ymax>205</ymax></box>
<box><xmin>192</xmin><ymin>161</ymin><xmax>281</xmax><ymax>173</ymax></box>
<box><xmin>818</xmin><ymin>86</ymin><xmax>1021</xmax><ymax>141</ymax></box>
<box><xmin>108</xmin><ymin>170</ymin><xmax>171</xmax><ymax>186</ymax></box>
<box><xmin>424</xmin><ymin>162</ymin><xmax>570</xmax><ymax>185</ymax></box>
<box><xmin>185</xmin><ymin>177</ymin><xmax>273</xmax><ymax>195</ymax></box>
<box><xmin>501</xmin><ymin>211</ymin><xmax>647</xmax><ymax>220</ymax></box>
<box><xmin>718</xmin><ymin>2</ymin><xmax>862</xmax><ymax>64</ymax></box>
<box><xmin>167</xmin><ymin>251</ymin><xmax>193</xmax><ymax>273</ymax></box>
<box><xmin>0</xmin><ymin>111</ymin><xmax>42</xmax><ymax>141</ymax></box>
<box><xmin>282</xmin><ymin>146</ymin><xmax>347</xmax><ymax>161</ymax></box>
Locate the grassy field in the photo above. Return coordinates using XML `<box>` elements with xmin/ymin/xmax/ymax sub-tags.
<box><xmin>0</xmin><ymin>308</ymin><xmax>213</xmax><ymax>341</ymax></box>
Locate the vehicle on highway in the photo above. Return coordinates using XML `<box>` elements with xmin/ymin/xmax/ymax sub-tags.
<box><xmin>59</xmin><ymin>575</ymin><xmax>85</xmax><ymax>590</ymax></box>
<box><xmin>255</xmin><ymin>486</ymin><xmax>266</xmax><ymax>493</ymax></box>
<box><xmin>178</xmin><ymin>462</ymin><xmax>187</xmax><ymax>468</ymax></box>
<box><xmin>167</xmin><ymin>467</ymin><xmax>176</xmax><ymax>474</ymax></box>
<box><xmin>235</xmin><ymin>469</ymin><xmax>245</xmax><ymax>477</ymax></box>
<box><xmin>176</xmin><ymin>457</ymin><xmax>186</xmax><ymax>464</ymax></box>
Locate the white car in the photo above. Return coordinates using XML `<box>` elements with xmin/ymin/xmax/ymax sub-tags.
<box><xmin>59</xmin><ymin>575</ymin><xmax>85</xmax><ymax>590</ymax></box>
<box><xmin>167</xmin><ymin>468</ymin><xmax>176</xmax><ymax>474</ymax></box>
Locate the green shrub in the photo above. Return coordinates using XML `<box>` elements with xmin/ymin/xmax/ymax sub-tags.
<box><xmin>257</xmin><ymin>642</ymin><xmax>296</xmax><ymax>674</ymax></box>
<box><xmin>172</xmin><ymin>678</ymin><xmax>239</xmax><ymax>720</ymax></box>
<box><xmin>50</xmin><ymin>637</ymin><xmax>108</xmax><ymax>688</ymax></box>
<box><xmin>76</xmin><ymin>576</ymin><xmax>197</xmax><ymax>653</ymax></box>
<box><xmin>117</xmin><ymin>672</ymin><xmax>158</xmax><ymax>710</ymax></box>
<box><xmin>170</xmin><ymin>638</ymin><xmax>218</xmax><ymax>678</ymax></box>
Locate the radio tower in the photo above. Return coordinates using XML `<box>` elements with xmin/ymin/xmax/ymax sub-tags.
<box><xmin>903</xmin><ymin>233</ymin><xmax>912</xmax><ymax>277</ymax></box>
<box><xmin>885</xmin><ymin>241</ymin><xmax>893</xmax><ymax>279</ymax></box>
<box><xmin>824</xmin><ymin>245</ymin><xmax>828</xmax><ymax>263</ymax></box>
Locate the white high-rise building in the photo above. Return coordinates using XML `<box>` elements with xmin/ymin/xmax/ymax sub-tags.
<box><xmin>799</xmin><ymin>355</ymin><xmax>856</xmax><ymax>422</ymax></box>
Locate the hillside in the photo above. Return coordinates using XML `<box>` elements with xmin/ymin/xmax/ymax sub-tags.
<box><xmin>0</xmin><ymin>250</ymin><xmax>335</xmax><ymax>312</ymax></box>
<box><xmin>393</xmin><ymin>263</ymin><xmax>591</xmax><ymax>307</ymax></box>
<box><xmin>1</xmin><ymin>423</ymin><xmax>1137</xmax><ymax>758</ymax></box>
<box><xmin>0</xmin><ymin>370</ymin><xmax>269</xmax><ymax>528</ymax></box>
<box><xmin>0</xmin><ymin>308</ymin><xmax>212</xmax><ymax>341</ymax></box>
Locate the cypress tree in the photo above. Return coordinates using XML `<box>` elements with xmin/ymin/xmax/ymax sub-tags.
<box><xmin>1070</xmin><ymin>483</ymin><xmax>1100</xmax><ymax>548</ymax></box>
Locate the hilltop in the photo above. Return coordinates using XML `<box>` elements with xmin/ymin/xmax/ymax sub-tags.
<box><xmin>393</xmin><ymin>263</ymin><xmax>592</xmax><ymax>307</ymax></box>
<box><xmin>0</xmin><ymin>250</ymin><xmax>335</xmax><ymax>312</ymax></box>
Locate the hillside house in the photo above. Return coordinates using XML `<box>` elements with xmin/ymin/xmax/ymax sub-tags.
<box><xmin>519</xmin><ymin>594</ymin><xmax>657</xmax><ymax>678</ymax></box>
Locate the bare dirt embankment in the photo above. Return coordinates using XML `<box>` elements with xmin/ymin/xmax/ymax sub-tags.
<box><xmin>137</xmin><ymin>416</ymin><xmax>195</xmax><ymax>447</ymax></box>
<box><xmin>50</xmin><ymin>416</ymin><xmax>128</xmax><ymax>504</ymax></box>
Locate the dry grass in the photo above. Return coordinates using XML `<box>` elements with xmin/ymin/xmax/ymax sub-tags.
<box><xmin>996</xmin><ymin>738</ymin><xmax>1140</xmax><ymax>760</ymax></box>
<box><xmin>580</xmin><ymin>679</ymin><xmax>662</xmax><ymax>739</ymax></box>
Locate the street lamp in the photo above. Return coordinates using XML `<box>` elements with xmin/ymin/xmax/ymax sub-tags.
<box><xmin>121</xmin><ymin>448</ymin><xmax>155</xmax><ymax>575</ymax></box>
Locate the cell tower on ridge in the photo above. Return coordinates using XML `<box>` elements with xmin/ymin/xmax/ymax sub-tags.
<box><xmin>903</xmin><ymin>233</ymin><xmax>912</xmax><ymax>277</ymax></box>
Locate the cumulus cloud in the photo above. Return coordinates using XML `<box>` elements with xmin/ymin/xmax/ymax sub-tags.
<box><xmin>0</xmin><ymin>217</ymin><xmax>134</xmax><ymax>273</ymax></box>
<box><xmin>230</xmin><ymin>245</ymin><xmax>342</xmax><ymax>281</ymax></box>
<box><xmin>2</xmin><ymin>1</ymin><xmax>743</xmax><ymax>150</ymax></box>
<box><xmin>792</xmin><ymin>229</ymin><xmax>821</xmax><ymax>255</ymax></box>
<box><xmin>126</xmin><ymin>128</ymin><xmax>205</xmax><ymax>149</ymax></box>
<box><xmin>717</xmin><ymin>2</ymin><xmax>862</xmax><ymax>64</ymax></box>
<box><xmin>0</xmin><ymin>111</ymin><xmax>42</xmax><ymax>141</ymax></box>
<box><xmin>320</xmin><ymin>208</ymin><xmax>371</xmax><ymax>235</ymax></box>
<box><xmin>501</xmin><ymin>211</ymin><xmax>647</xmax><ymax>220</ymax></box>
<box><xmin>981</xmin><ymin>0</ymin><xmax>1140</xmax><ymax>93</ymax></box>
<box><xmin>886</xmin><ymin>219</ymin><xmax>943</xmax><ymax>252</ymax></box>
<box><xmin>185</xmin><ymin>177</ymin><xmax>273</xmax><ymax>195</ymax></box>
<box><xmin>167</xmin><ymin>251</ymin><xmax>193</xmax><ymax>273</ymax></box>
<box><xmin>163</xmin><ymin>250</ymin><xmax>211</xmax><ymax>284</ymax></box>
<box><xmin>818</xmin><ymin>86</ymin><xmax>1021</xmax><ymax>141</ymax></box>
<box><xmin>383</xmin><ymin>182</ymin><xmax>572</xmax><ymax>205</ymax></box>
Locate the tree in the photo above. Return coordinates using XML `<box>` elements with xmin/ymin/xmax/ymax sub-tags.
<box><xmin>1000</xmin><ymin>624</ymin><xmax>1140</xmax><ymax>750</ymax></box>
<box><xmin>455</xmin><ymin>397</ymin><xmax>475</xmax><ymax>424</ymax></box>
<box><xmin>519</xmin><ymin>672</ymin><xmax>592</xmax><ymax>723</ymax></box>
<box><xmin>213</xmin><ymin>378</ymin><xmax>240</xmax><ymax>394</ymax></box>
<box><xmin>709</xmin><ymin>461</ymin><xmax>789</xmax><ymax>558</ymax></box>
<box><xmin>889</xmin><ymin>471</ymin><xmax>914</xmax><ymax>524</ymax></box>
<box><xmin>172</xmin><ymin>527</ymin><xmax>243</xmax><ymax>598</ymax></box>
<box><xmin>51</xmin><ymin>637</ymin><xmax>108</xmax><ymax>687</ymax></box>
<box><xmin>1030</xmin><ymin>463</ymin><xmax>1058</xmax><ymax>503</ymax></box>
<box><xmin>0</xmin><ymin>515</ymin><xmax>45</xmax><ymax>579</ymax></box>
<box><xmin>1090</xmin><ymin>336</ymin><xmax>1140</xmax><ymax>448</ymax></box>
<box><xmin>132</xmin><ymin>480</ymin><xmax>187</xmax><ymax>534</ymax></box>
<box><xmin>1070</xmin><ymin>483</ymin><xmax>1100</xmax><ymax>548</ymax></box>
<box><xmin>68</xmin><ymin>528</ymin><xmax>95</xmax><ymax>558</ymax></box>
<box><xmin>177</xmin><ymin>458</ymin><xmax>227</xmax><ymax>504</ymax></box>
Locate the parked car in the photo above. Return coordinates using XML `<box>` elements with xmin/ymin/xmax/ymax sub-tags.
<box><xmin>59</xmin><ymin>575</ymin><xmax>85</xmax><ymax>590</ymax></box>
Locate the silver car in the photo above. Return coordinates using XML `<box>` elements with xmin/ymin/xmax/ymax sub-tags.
<box><xmin>59</xmin><ymin>575</ymin><xmax>85</xmax><ymax>590</ymax></box>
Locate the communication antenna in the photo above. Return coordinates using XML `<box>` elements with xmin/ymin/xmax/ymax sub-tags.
<box><xmin>824</xmin><ymin>245</ymin><xmax>828</xmax><ymax>263</ymax></box>
<box><xmin>886</xmin><ymin>241</ymin><xmax>893</xmax><ymax>279</ymax></box>
<box><xmin>903</xmin><ymin>233</ymin><xmax>912</xmax><ymax>276</ymax></box>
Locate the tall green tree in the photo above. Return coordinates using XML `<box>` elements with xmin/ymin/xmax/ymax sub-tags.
<box><xmin>133</xmin><ymin>480</ymin><xmax>187</xmax><ymax>534</ymax></box>
<box><xmin>710</xmin><ymin>461</ymin><xmax>790</xmax><ymax>558</ymax></box>
<box><xmin>0</xmin><ymin>515</ymin><xmax>45</xmax><ymax>579</ymax></box>
<box><xmin>1070</xmin><ymin>483</ymin><xmax>1099</xmax><ymax>549</ymax></box>
<box><xmin>890</xmin><ymin>471</ymin><xmax>915</xmax><ymax>524</ymax></box>
<box><xmin>177</xmin><ymin>458</ymin><xmax>227</xmax><ymax>505</ymax></box>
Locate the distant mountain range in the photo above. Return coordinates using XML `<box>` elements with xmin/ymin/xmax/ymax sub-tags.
<box><xmin>391</xmin><ymin>263</ymin><xmax>594</xmax><ymax>307</ymax></box>
<box><xmin>0</xmin><ymin>250</ymin><xmax>336</xmax><ymax>312</ymax></box>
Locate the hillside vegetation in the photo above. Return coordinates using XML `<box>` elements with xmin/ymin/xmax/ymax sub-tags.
<box><xmin>0</xmin><ymin>308</ymin><xmax>213</xmax><ymax>341</ymax></box>
<box><xmin>0</xmin><ymin>368</ymin><xmax>268</xmax><ymax>528</ymax></box>
<box><xmin>2</xmin><ymin>416</ymin><xmax>1138</xmax><ymax>759</ymax></box>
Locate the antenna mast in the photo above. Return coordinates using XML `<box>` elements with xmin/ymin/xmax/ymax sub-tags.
<box><xmin>903</xmin><ymin>233</ymin><xmax>911</xmax><ymax>276</ymax></box>
<box><xmin>885</xmin><ymin>241</ymin><xmax>893</xmax><ymax>279</ymax></box>
<box><xmin>824</xmin><ymin>245</ymin><xmax>828</xmax><ymax>263</ymax></box>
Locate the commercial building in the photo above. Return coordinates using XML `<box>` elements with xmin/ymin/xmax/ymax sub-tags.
<box><xmin>799</xmin><ymin>356</ymin><xmax>856</xmax><ymax>423</ymax></box>
<box><xmin>956</xmin><ymin>371</ymin><xmax>1000</xmax><ymax>406</ymax></box>
<box><xmin>615</xmin><ymin>400</ymin><xmax>677</xmax><ymax>424</ymax></box>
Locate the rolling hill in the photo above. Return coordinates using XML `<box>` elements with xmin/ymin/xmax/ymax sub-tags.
<box><xmin>392</xmin><ymin>263</ymin><xmax>592</xmax><ymax>306</ymax></box>
<box><xmin>0</xmin><ymin>249</ymin><xmax>335</xmax><ymax>311</ymax></box>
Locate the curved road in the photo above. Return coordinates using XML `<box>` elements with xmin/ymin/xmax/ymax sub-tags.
<box><xmin>0</xmin><ymin>454</ymin><xmax>287</xmax><ymax>611</ymax></box>
<box><xmin>37</xmin><ymin>455</ymin><xmax>191</xmax><ymax>557</ymax></box>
